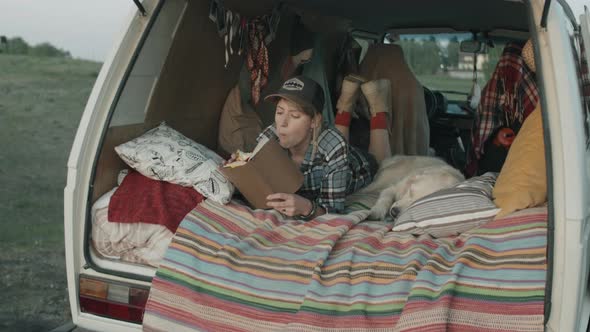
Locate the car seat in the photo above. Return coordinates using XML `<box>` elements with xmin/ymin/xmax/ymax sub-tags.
<box><xmin>359</xmin><ymin>43</ymin><xmax>430</xmax><ymax>156</ymax></box>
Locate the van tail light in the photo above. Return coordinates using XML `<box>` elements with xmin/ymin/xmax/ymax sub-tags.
<box><xmin>79</xmin><ymin>275</ymin><xmax>150</xmax><ymax>324</ymax></box>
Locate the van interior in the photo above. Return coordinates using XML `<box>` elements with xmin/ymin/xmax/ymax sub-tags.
<box><xmin>91</xmin><ymin>0</ymin><xmax>533</xmax><ymax>204</ymax></box>
<box><xmin>72</xmin><ymin>0</ymin><xmax>588</xmax><ymax>330</ymax></box>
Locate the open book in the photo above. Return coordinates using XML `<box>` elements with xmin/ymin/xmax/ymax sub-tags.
<box><xmin>220</xmin><ymin>137</ymin><xmax>304</xmax><ymax>209</ymax></box>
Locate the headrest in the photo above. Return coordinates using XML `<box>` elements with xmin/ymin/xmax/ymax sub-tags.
<box><xmin>361</xmin><ymin>43</ymin><xmax>414</xmax><ymax>80</ymax></box>
<box><xmin>364</xmin><ymin>44</ymin><xmax>405</xmax><ymax>64</ymax></box>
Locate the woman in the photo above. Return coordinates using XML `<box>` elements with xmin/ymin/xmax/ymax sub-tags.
<box><xmin>232</xmin><ymin>75</ymin><xmax>392</xmax><ymax>219</ymax></box>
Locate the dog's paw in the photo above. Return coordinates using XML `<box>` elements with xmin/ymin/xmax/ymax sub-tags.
<box><xmin>369</xmin><ymin>204</ymin><xmax>389</xmax><ymax>220</ymax></box>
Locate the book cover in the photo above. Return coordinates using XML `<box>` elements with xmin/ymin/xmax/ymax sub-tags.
<box><xmin>220</xmin><ymin>138</ymin><xmax>304</xmax><ymax>209</ymax></box>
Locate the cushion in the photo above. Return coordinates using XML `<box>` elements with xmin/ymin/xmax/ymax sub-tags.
<box><xmin>392</xmin><ymin>172</ymin><xmax>500</xmax><ymax>237</ymax></box>
<box><xmin>108</xmin><ymin>170</ymin><xmax>205</xmax><ymax>233</ymax></box>
<box><xmin>115</xmin><ymin>122</ymin><xmax>234</xmax><ymax>204</ymax></box>
<box><xmin>493</xmin><ymin>107</ymin><xmax>546</xmax><ymax>218</ymax></box>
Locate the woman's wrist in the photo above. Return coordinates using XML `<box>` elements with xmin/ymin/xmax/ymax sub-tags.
<box><xmin>297</xmin><ymin>199</ymin><xmax>317</xmax><ymax>220</ymax></box>
<box><xmin>305</xmin><ymin>199</ymin><xmax>315</xmax><ymax>215</ymax></box>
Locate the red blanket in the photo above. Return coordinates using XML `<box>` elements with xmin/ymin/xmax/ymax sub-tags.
<box><xmin>108</xmin><ymin>171</ymin><xmax>204</xmax><ymax>233</ymax></box>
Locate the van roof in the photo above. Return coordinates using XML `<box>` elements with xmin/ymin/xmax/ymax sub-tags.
<box><xmin>282</xmin><ymin>0</ymin><xmax>529</xmax><ymax>33</ymax></box>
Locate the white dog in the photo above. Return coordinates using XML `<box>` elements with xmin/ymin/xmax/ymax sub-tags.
<box><xmin>359</xmin><ymin>155</ymin><xmax>465</xmax><ymax>220</ymax></box>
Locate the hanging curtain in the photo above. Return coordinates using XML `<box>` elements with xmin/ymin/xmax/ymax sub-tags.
<box><xmin>303</xmin><ymin>34</ymin><xmax>334</xmax><ymax>126</ymax></box>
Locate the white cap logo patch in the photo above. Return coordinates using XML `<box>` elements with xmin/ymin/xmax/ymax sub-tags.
<box><xmin>283</xmin><ymin>78</ymin><xmax>304</xmax><ymax>91</ymax></box>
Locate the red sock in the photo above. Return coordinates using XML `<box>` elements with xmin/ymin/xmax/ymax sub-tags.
<box><xmin>370</xmin><ymin>112</ymin><xmax>388</xmax><ymax>130</ymax></box>
<box><xmin>335</xmin><ymin>111</ymin><xmax>352</xmax><ymax>127</ymax></box>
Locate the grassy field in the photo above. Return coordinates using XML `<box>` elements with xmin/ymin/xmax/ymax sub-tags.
<box><xmin>417</xmin><ymin>73</ymin><xmax>487</xmax><ymax>101</ymax></box>
<box><xmin>0</xmin><ymin>54</ymin><xmax>101</xmax><ymax>331</ymax></box>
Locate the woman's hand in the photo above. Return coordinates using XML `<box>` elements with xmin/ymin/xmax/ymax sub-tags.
<box><xmin>223</xmin><ymin>153</ymin><xmax>237</xmax><ymax>165</ymax></box>
<box><xmin>266</xmin><ymin>193</ymin><xmax>313</xmax><ymax>217</ymax></box>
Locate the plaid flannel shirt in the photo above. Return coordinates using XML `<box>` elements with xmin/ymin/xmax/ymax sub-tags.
<box><xmin>466</xmin><ymin>42</ymin><xmax>540</xmax><ymax>176</ymax></box>
<box><xmin>258</xmin><ymin>125</ymin><xmax>373</xmax><ymax>213</ymax></box>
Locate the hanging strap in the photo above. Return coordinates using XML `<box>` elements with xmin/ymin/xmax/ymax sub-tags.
<box><xmin>132</xmin><ymin>0</ymin><xmax>147</xmax><ymax>16</ymax></box>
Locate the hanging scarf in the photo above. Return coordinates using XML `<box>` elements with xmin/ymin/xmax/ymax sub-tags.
<box><xmin>246</xmin><ymin>18</ymin><xmax>270</xmax><ymax>105</ymax></box>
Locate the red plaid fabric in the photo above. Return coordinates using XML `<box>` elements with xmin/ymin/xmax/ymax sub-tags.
<box><xmin>466</xmin><ymin>42</ymin><xmax>539</xmax><ymax>176</ymax></box>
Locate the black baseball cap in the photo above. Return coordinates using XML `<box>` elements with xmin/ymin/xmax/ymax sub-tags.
<box><xmin>264</xmin><ymin>76</ymin><xmax>325</xmax><ymax>115</ymax></box>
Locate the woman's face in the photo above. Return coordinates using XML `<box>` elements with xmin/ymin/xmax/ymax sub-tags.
<box><xmin>274</xmin><ymin>98</ymin><xmax>313</xmax><ymax>150</ymax></box>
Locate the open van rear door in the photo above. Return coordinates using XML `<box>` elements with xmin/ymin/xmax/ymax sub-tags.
<box><xmin>576</xmin><ymin>8</ymin><xmax>590</xmax><ymax>331</ymax></box>
<box><xmin>580</xmin><ymin>8</ymin><xmax>590</xmax><ymax>147</ymax></box>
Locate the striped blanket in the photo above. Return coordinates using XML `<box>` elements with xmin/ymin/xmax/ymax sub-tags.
<box><xmin>143</xmin><ymin>200</ymin><xmax>547</xmax><ymax>332</ymax></box>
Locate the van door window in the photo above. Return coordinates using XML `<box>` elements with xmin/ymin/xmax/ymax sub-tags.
<box><xmin>109</xmin><ymin>0</ymin><xmax>188</xmax><ymax>127</ymax></box>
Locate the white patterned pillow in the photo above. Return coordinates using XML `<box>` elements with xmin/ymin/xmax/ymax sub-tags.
<box><xmin>392</xmin><ymin>172</ymin><xmax>500</xmax><ymax>237</ymax></box>
<box><xmin>114</xmin><ymin>122</ymin><xmax>234</xmax><ymax>204</ymax></box>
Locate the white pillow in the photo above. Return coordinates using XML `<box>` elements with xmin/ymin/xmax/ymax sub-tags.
<box><xmin>114</xmin><ymin>122</ymin><xmax>234</xmax><ymax>204</ymax></box>
<box><xmin>392</xmin><ymin>172</ymin><xmax>500</xmax><ymax>237</ymax></box>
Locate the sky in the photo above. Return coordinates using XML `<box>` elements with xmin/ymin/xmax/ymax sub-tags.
<box><xmin>566</xmin><ymin>0</ymin><xmax>589</xmax><ymax>18</ymax></box>
<box><xmin>0</xmin><ymin>0</ymin><xmax>588</xmax><ymax>62</ymax></box>
<box><xmin>0</xmin><ymin>0</ymin><xmax>134</xmax><ymax>62</ymax></box>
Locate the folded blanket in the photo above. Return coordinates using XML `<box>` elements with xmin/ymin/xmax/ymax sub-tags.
<box><xmin>92</xmin><ymin>188</ymin><xmax>173</xmax><ymax>267</ymax></box>
<box><xmin>143</xmin><ymin>201</ymin><xmax>547</xmax><ymax>332</ymax></box>
<box><xmin>108</xmin><ymin>171</ymin><xmax>204</xmax><ymax>233</ymax></box>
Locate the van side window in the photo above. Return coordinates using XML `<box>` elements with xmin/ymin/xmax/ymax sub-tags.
<box><xmin>109</xmin><ymin>1</ymin><xmax>187</xmax><ymax>127</ymax></box>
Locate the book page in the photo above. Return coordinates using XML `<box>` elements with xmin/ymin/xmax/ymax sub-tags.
<box><xmin>219</xmin><ymin>138</ymin><xmax>303</xmax><ymax>209</ymax></box>
<box><xmin>251</xmin><ymin>135</ymin><xmax>269</xmax><ymax>158</ymax></box>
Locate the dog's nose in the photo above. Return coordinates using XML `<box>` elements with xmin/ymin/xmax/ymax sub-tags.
<box><xmin>390</xmin><ymin>207</ymin><xmax>400</xmax><ymax>219</ymax></box>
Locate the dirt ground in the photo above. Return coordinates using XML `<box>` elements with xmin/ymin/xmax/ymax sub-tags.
<box><xmin>0</xmin><ymin>247</ymin><xmax>71</xmax><ymax>332</ymax></box>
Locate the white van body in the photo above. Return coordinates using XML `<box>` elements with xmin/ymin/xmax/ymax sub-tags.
<box><xmin>61</xmin><ymin>0</ymin><xmax>590</xmax><ymax>331</ymax></box>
